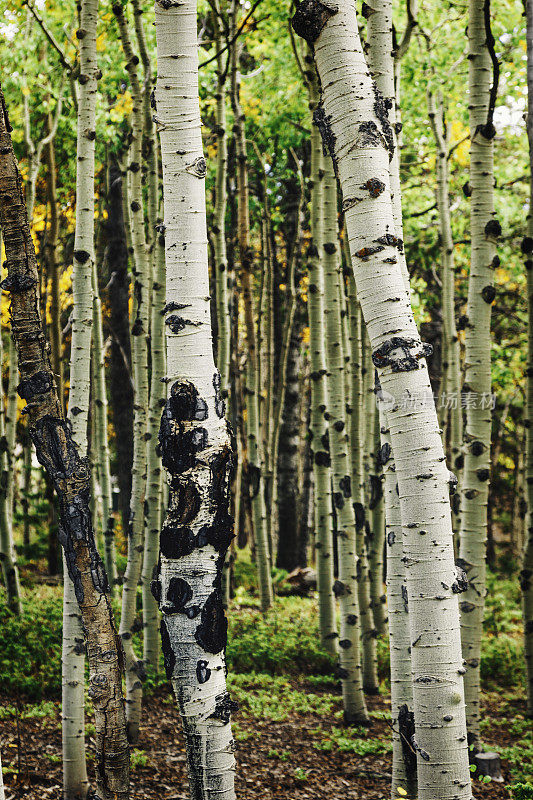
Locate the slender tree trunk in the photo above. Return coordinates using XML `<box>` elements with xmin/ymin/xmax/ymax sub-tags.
<box><xmin>92</xmin><ymin>259</ymin><xmax>117</xmax><ymax>589</ymax></box>
<box><xmin>428</xmin><ymin>91</ymin><xmax>462</xmax><ymax>509</ymax></box>
<box><xmin>307</xmin><ymin>67</ymin><xmax>337</xmax><ymax>653</ymax></box>
<box><xmin>322</xmin><ymin>155</ymin><xmax>368</xmax><ymax>723</ymax></box>
<box><xmin>6</xmin><ymin>336</ymin><xmax>18</xmax><ymax>528</ymax></box>
<box><xmin>292</xmin><ymin>2</ymin><xmax>472</xmax><ymax>795</ymax></box>
<box><xmin>153</xmin><ymin>1</ymin><xmax>237</xmax><ymax>794</ymax></box>
<box><xmin>276</xmin><ymin>327</ymin><xmax>303</xmax><ymax>570</ymax></box>
<box><xmin>104</xmin><ymin>157</ymin><xmax>133</xmax><ymax>537</ymax></box>
<box><xmin>114</xmin><ymin>3</ymin><xmax>151</xmax><ymax>743</ymax></box>
<box><xmin>0</xmin><ymin>266</ymin><xmax>22</xmax><ymax>613</ymax></box>
<box><xmin>0</xmin><ymin>82</ymin><xmax>130</xmax><ymax>800</ymax></box>
<box><xmin>368</xmin><ymin>389</ymin><xmax>387</xmax><ymax>636</ymax></box>
<box><xmin>22</xmin><ymin>429</ymin><xmax>32</xmax><ymax>546</ymax></box>
<box><xmin>44</xmin><ymin>124</ymin><xmax>64</xmax><ymax>415</ymax></box>
<box><xmin>459</xmin><ymin>0</ymin><xmax>500</xmax><ymax>751</ymax></box>
<box><xmin>229</xmin><ymin>0</ymin><xmax>272</xmax><ymax>610</ymax></box>
<box><xmin>142</xmin><ymin>207</ymin><xmax>166</xmax><ymax>672</ymax></box>
<box><xmin>523</xmin><ymin>0</ymin><xmax>533</xmax><ymax>720</ymax></box>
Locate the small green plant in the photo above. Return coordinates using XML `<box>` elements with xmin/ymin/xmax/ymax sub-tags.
<box><xmin>511</xmin><ymin>783</ymin><xmax>533</xmax><ymax>800</ymax></box>
<box><xmin>131</xmin><ymin>749</ymin><xmax>148</xmax><ymax>769</ymax></box>
<box><xmin>293</xmin><ymin>767</ymin><xmax>308</xmax><ymax>782</ymax></box>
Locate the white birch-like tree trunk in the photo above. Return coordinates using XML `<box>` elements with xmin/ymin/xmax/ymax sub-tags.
<box><xmin>292</xmin><ymin>1</ymin><xmax>472</xmax><ymax>795</ymax></box>
<box><xmin>62</xmin><ymin>0</ymin><xmax>99</xmax><ymax>792</ymax></box>
<box><xmin>428</xmin><ymin>91</ymin><xmax>462</xmax><ymax>512</ymax></box>
<box><xmin>114</xmin><ymin>2</ymin><xmax>151</xmax><ymax>743</ymax></box>
<box><xmin>459</xmin><ymin>0</ymin><xmax>500</xmax><ymax>749</ymax></box>
<box><xmin>91</xmin><ymin>260</ymin><xmax>117</xmax><ymax>589</ymax></box>
<box><xmin>307</xmin><ymin>71</ymin><xmax>337</xmax><ymax>652</ymax></box>
<box><xmin>322</xmin><ymin>155</ymin><xmax>368</xmax><ymax>723</ymax></box>
<box><xmin>153</xmin><ymin>0</ymin><xmax>237</xmax><ymax>795</ymax></box>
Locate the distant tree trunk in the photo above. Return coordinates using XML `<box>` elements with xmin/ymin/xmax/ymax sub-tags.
<box><xmin>459</xmin><ymin>0</ymin><xmax>500</xmax><ymax>751</ymax></box>
<box><xmin>276</xmin><ymin>327</ymin><xmax>303</xmax><ymax>570</ymax></box>
<box><xmin>91</xmin><ymin>258</ymin><xmax>117</xmax><ymax>588</ymax></box>
<box><xmin>114</xmin><ymin>3</ymin><xmax>151</xmax><ymax>744</ymax></box>
<box><xmin>523</xmin><ymin>0</ymin><xmax>533</xmax><ymax>720</ymax></box>
<box><xmin>22</xmin><ymin>430</ymin><xmax>32</xmax><ymax>546</ymax></box>
<box><xmin>0</xmin><ymin>262</ymin><xmax>22</xmax><ymax>613</ymax></box>
<box><xmin>322</xmin><ymin>155</ymin><xmax>368</xmax><ymax>723</ymax></box>
<box><xmin>292</xmin><ymin>1</ymin><xmax>472</xmax><ymax>795</ymax></box>
<box><xmin>368</xmin><ymin>388</ymin><xmax>386</xmax><ymax>636</ymax></box>
<box><xmin>153</xmin><ymin>0</ymin><xmax>237</xmax><ymax>794</ymax></box>
<box><xmin>306</xmin><ymin>59</ymin><xmax>337</xmax><ymax>654</ymax></box>
<box><xmin>428</xmin><ymin>91</ymin><xmax>462</xmax><ymax>510</ymax></box>
<box><xmin>44</xmin><ymin>126</ymin><xmax>64</xmax><ymax>414</ymax></box>
<box><xmin>104</xmin><ymin>156</ymin><xmax>133</xmax><ymax>536</ymax></box>
<box><xmin>230</xmin><ymin>0</ymin><xmax>272</xmax><ymax>610</ymax></box>
<box><xmin>0</xmin><ymin>81</ymin><xmax>129</xmax><ymax>800</ymax></box>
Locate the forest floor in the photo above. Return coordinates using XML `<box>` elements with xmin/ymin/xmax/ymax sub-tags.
<box><xmin>0</xmin><ymin>678</ymin><xmax>530</xmax><ymax>799</ymax></box>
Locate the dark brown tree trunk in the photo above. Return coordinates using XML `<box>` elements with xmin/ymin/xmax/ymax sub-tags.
<box><xmin>0</xmin><ymin>86</ymin><xmax>130</xmax><ymax>800</ymax></box>
<box><xmin>103</xmin><ymin>155</ymin><xmax>133</xmax><ymax>537</ymax></box>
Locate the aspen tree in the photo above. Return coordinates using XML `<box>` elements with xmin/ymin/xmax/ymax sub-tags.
<box><xmin>153</xmin><ymin>0</ymin><xmax>237</xmax><ymax>795</ymax></box>
<box><xmin>427</xmin><ymin>91</ymin><xmax>462</xmax><ymax>491</ymax></box>
<box><xmin>229</xmin><ymin>0</ymin><xmax>272</xmax><ymax>609</ymax></box>
<box><xmin>523</xmin><ymin>0</ymin><xmax>533</xmax><ymax>719</ymax></box>
<box><xmin>459</xmin><ymin>0</ymin><xmax>500</xmax><ymax>749</ymax></box>
<box><xmin>306</xmin><ymin>61</ymin><xmax>337</xmax><ymax>652</ymax></box>
<box><xmin>0</xmin><ymin>83</ymin><xmax>130</xmax><ymax>800</ymax></box>
<box><xmin>212</xmin><ymin>0</ymin><xmax>231</xmax><ymax>397</ymax></box>
<box><xmin>292</xmin><ymin>1</ymin><xmax>472</xmax><ymax>796</ymax></box>
<box><xmin>113</xmin><ymin>1</ymin><xmax>151</xmax><ymax>743</ymax></box>
<box><xmin>61</xmin><ymin>0</ymin><xmax>101</xmax><ymax>791</ymax></box>
<box><xmin>44</xmin><ymin>130</ymin><xmax>64</xmax><ymax>415</ymax></box>
<box><xmin>91</xmin><ymin>260</ymin><xmax>117</xmax><ymax>588</ymax></box>
<box><xmin>322</xmin><ymin>155</ymin><xmax>368</xmax><ymax>723</ymax></box>
<box><xmin>129</xmin><ymin>0</ymin><xmax>167</xmax><ymax>673</ymax></box>
<box><xmin>368</xmin><ymin>399</ymin><xmax>387</xmax><ymax>635</ymax></box>
<box><xmin>142</xmin><ymin>220</ymin><xmax>166</xmax><ymax>671</ymax></box>
<box><xmin>0</xmin><ymin>238</ymin><xmax>22</xmax><ymax>614</ymax></box>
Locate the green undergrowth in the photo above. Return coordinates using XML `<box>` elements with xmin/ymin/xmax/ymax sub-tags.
<box><xmin>0</xmin><ymin>567</ymin><xmax>524</xmax><ymax>702</ymax></box>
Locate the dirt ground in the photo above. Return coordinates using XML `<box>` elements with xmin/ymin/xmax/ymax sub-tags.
<box><xmin>0</xmin><ymin>686</ymin><xmax>525</xmax><ymax>800</ymax></box>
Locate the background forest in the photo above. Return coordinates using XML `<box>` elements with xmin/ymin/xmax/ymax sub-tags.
<box><xmin>0</xmin><ymin>0</ymin><xmax>532</xmax><ymax>798</ymax></box>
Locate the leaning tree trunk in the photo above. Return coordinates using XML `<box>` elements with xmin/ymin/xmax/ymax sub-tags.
<box><xmin>523</xmin><ymin>0</ymin><xmax>533</xmax><ymax>720</ymax></box>
<box><xmin>0</xmin><ymin>84</ymin><xmax>130</xmax><ymax>800</ymax></box>
<box><xmin>459</xmin><ymin>0</ymin><xmax>500</xmax><ymax>751</ymax></box>
<box><xmin>152</xmin><ymin>0</ymin><xmax>237</xmax><ymax>796</ymax></box>
<box><xmin>306</xmin><ymin>60</ymin><xmax>337</xmax><ymax>653</ymax></box>
<box><xmin>114</xmin><ymin>2</ymin><xmax>151</xmax><ymax>744</ymax></box>
<box><xmin>322</xmin><ymin>155</ymin><xmax>368</xmax><ymax>724</ymax></box>
<box><xmin>292</xmin><ymin>2</ymin><xmax>472</xmax><ymax>797</ymax></box>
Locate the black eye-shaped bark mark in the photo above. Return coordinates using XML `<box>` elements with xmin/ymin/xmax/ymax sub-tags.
<box><xmin>398</xmin><ymin>705</ymin><xmax>417</xmax><ymax>782</ymax></box>
<box><xmin>372</xmin><ymin>336</ymin><xmax>433</xmax><ymax>373</ymax></box>
<box><xmin>195</xmin><ymin>590</ymin><xmax>228</xmax><ymax>654</ymax></box>
<box><xmin>160</xmin><ymin>523</ymin><xmax>197</xmax><ymax>559</ymax></box>
<box><xmin>291</xmin><ymin>0</ymin><xmax>339</xmax><ymax>45</ymax></box>
<box><xmin>171</xmin><ymin>478</ymin><xmax>202</xmax><ymax>524</ymax></box>
<box><xmin>196</xmin><ymin>659</ymin><xmax>211</xmax><ymax>684</ymax></box>
<box><xmin>160</xmin><ymin>617</ymin><xmax>176</xmax><ymax>679</ymax></box>
<box><xmin>213</xmin><ymin>371</ymin><xmax>225</xmax><ymax>417</ymax></box>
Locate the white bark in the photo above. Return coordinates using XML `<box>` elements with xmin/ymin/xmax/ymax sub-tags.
<box><xmin>114</xmin><ymin>2</ymin><xmax>151</xmax><ymax>743</ymax></box>
<box><xmin>153</xmin><ymin>0</ymin><xmax>237</xmax><ymax>795</ymax></box>
<box><xmin>292</xmin><ymin>0</ymin><xmax>472</xmax><ymax>795</ymax></box>
<box><xmin>459</xmin><ymin>0</ymin><xmax>499</xmax><ymax>749</ymax></box>
<box><xmin>322</xmin><ymin>156</ymin><xmax>368</xmax><ymax>723</ymax></box>
<box><xmin>62</xmin><ymin>0</ymin><xmax>99</xmax><ymax>793</ymax></box>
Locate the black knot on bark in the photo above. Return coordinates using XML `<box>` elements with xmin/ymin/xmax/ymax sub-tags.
<box><xmin>522</xmin><ymin>237</ymin><xmax>533</xmax><ymax>255</ymax></box>
<box><xmin>324</xmin><ymin>242</ymin><xmax>336</xmax><ymax>254</ymax></box>
<box><xmin>462</xmin><ymin>182</ymin><xmax>472</xmax><ymax>198</ymax></box>
<box><xmin>481</xmin><ymin>285</ymin><xmax>495</xmax><ymax>304</ymax></box>
<box><xmin>291</xmin><ymin>0</ymin><xmax>339</xmax><ymax>44</ymax></box>
<box><xmin>484</xmin><ymin>219</ymin><xmax>501</xmax><ymax>239</ymax></box>
<box><xmin>74</xmin><ymin>250</ymin><xmax>91</xmax><ymax>264</ymax></box>
<box><xmin>362</xmin><ymin>177</ymin><xmax>385</xmax><ymax>197</ymax></box>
